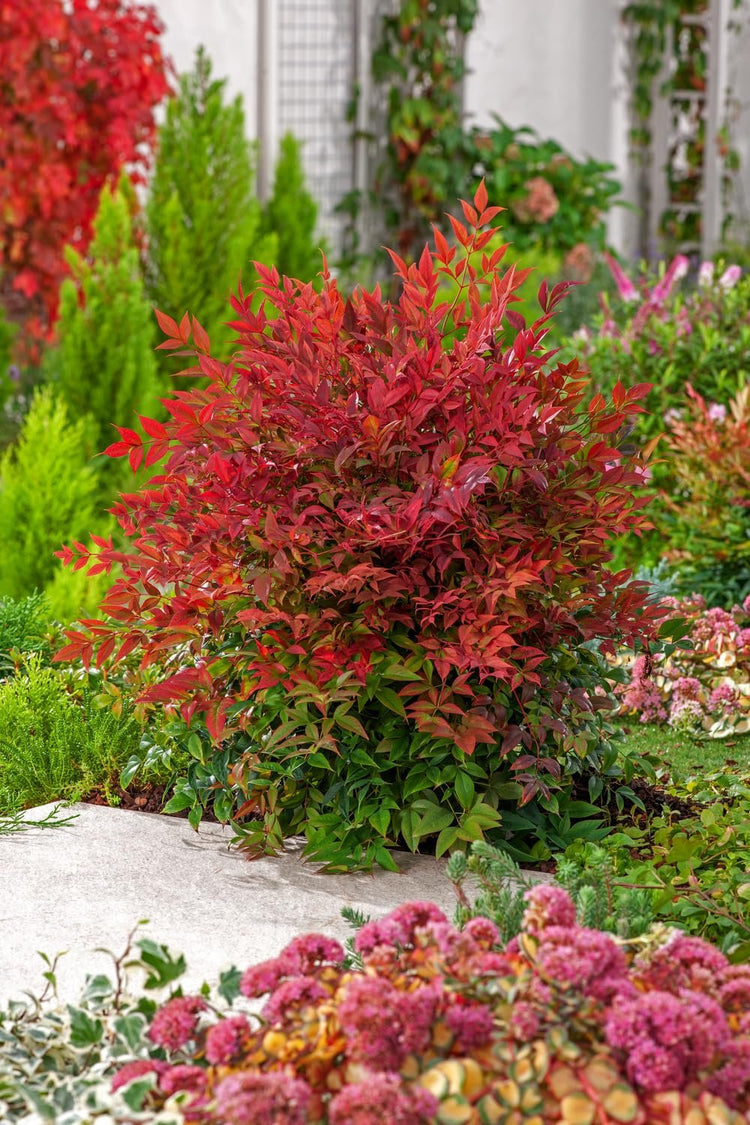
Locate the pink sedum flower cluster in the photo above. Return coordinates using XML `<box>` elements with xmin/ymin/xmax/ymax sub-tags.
<box><xmin>619</xmin><ymin>595</ymin><xmax>750</xmax><ymax>736</ymax></box>
<box><xmin>110</xmin><ymin>888</ymin><xmax>749</xmax><ymax>1123</ymax></box>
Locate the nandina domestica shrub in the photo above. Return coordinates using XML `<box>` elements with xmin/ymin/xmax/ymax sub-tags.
<box><xmin>3</xmin><ymin>888</ymin><xmax>748</xmax><ymax>1121</ymax></box>
<box><xmin>57</xmin><ymin>186</ymin><xmax>665</xmax><ymax>869</ymax></box>
<box><xmin>0</xmin><ymin>0</ymin><xmax>169</xmax><ymax>336</ymax></box>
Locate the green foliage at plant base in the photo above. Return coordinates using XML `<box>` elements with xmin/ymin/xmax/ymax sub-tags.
<box><xmin>448</xmin><ymin>841</ymin><xmax>655</xmax><ymax>946</ymax></box>
<box><xmin>0</xmin><ymin>659</ymin><xmax>144</xmax><ymax>815</ymax></box>
<box><xmin>565</xmin><ymin>767</ymin><xmax>750</xmax><ymax>958</ymax></box>
<box><xmin>263</xmin><ymin>133</ymin><xmax>322</xmax><ymax>282</ymax></box>
<box><xmin>145</xmin><ymin>47</ymin><xmax>276</xmax><ymax>361</ymax></box>
<box><xmin>0</xmin><ymin>389</ymin><xmax>100</xmax><ymax>600</ymax></box>
<box><xmin>0</xmin><ymin>593</ymin><xmax>50</xmax><ymax>676</ymax></box>
<box><xmin>52</xmin><ymin>177</ymin><xmax>161</xmax><ymax>463</ymax></box>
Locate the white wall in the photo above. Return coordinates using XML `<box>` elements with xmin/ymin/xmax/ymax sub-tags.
<box><xmin>463</xmin><ymin>0</ymin><xmax>634</xmax><ymax>252</ymax></box>
<box><xmin>152</xmin><ymin>0</ymin><xmax>259</xmax><ymax>136</ymax></box>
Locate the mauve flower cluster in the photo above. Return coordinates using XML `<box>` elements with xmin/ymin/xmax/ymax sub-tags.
<box><xmin>512</xmin><ymin>175</ymin><xmax>560</xmax><ymax>223</ymax></box>
<box><xmin>619</xmin><ymin>595</ymin><xmax>750</xmax><ymax>735</ymax></box>
<box><xmin>109</xmin><ymin>888</ymin><xmax>749</xmax><ymax>1123</ymax></box>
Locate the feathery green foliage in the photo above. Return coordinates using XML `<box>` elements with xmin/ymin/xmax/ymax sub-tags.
<box><xmin>0</xmin><ymin>593</ymin><xmax>50</xmax><ymax>678</ymax></box>
<box><xmin>0</xmin><ymin>389</ymin><xmax>99</xmax><ymax>599</ymax></box>
<box><xmin>53</xmin><ymin>177</ymin><xmax>161</xmax><ymax>459</ymax></box>
<box><xmin>263</xmin><ymin>133</ymin><xmax>322</xmax><ymax>282</ymax></box>
<box><xmin>145</xmin><ymin>47</ymin><xmax>275</xmax><ymax>360</ymax></box>
<box><xmin>0</xmin><ymin>659</ymin><xmax>143</xmax><ymax>815</ymax></box>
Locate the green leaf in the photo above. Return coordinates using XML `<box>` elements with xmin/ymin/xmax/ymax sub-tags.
<box><xmin>373</xmin><ymin>844</ymin><xmax>400</xmax><ymax>872</ymax></box>
<box><xmin>163</xmin><ymin>791</ymin><xmax>194</xmax><ymax>814</ymax></box>
<box><xmin>378</xmin><ymin>686</ymin><xmax>407</xmax><ymax>717</ymax></box>
<box><xmin>218</xmin><ymin>966</ymin><xmax>243</xmax><ymax>1005</ymax></box>
<box><xmin>415</xmin><ymin>803</ymin><xmax>455</xmax><ymax>838</ymax></box>
<box><xmin>435</xmin><ymin>826</ymin><xmax>460</xmax><ymax>857</ymax></box>
<box><xmin>454</xmin><ymin>770</ymin><xmax>475</xmax><ymax>810</ymax></box>
<box><xmin>368</xmin><ymin>806</ymin><xmax>391</xmax><ymax>837</ymax></box>
<box><xmin>66</xmin><ymin>1006</ymin><xmax>104</xmax><ymax>1048</ymax></box>
<box><xmin>119</xmin><ymin>754</ymin><xmax>141</xmax><ymax>788</ymax></box>
<box><xmin>136</xmin><ymin>940</ymin><xmax>187</xmax><ymax>990</ymax></box>
<box><xmin>113</xmin><ymin>1013</ymin><xmax>147</xmax><ymax>1051</ymax></box>
<box><xmin>121</xmin><ymin>1074</ymin><xmax>159</xmax><ymax>1111</ymax></box>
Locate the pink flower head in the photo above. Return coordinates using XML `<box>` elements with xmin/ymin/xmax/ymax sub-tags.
<box><xmin>707</xmin><ymin>402</ymin><xmax>727</xmax><ymax>423</ymax></box>
<box><xmin>668</xmin><ymin>698</ymin><xmax>704</xmax><ymax>730</ymax></box>
<box><xmin>463</xmin><ymin>916</ymin><xmax>500</xmax><ymax>949</ymax></box>
<box><xmin>635</xmin><ymin>933</ymin><xmax>728</xmax><ymax>994</ymax></box>
<box><xmin>605</xmin><ymin>989</ymin><xmax>729</xmax><ymax>1093</ymax></box>
<box><xmin>604</xmin><ymin>252</ymin><xmax>639</xmax><ymax>302</ymax></box>
<box><xmin>651</xmin><ymin>254</ymin><xmax>689</xmax><ymax>303</ymax></box>
<box><xmin>698</xmin><ymin>261</ymin><xmax>715</xmax><ymax>288</ymax></box>
<box><xmin>355</xmin><ymin>901</ymin><xmax>447</xmax><ymax>955</ymax></box>
<box><xmin>148</xmin><ymin>995</ymin><xmax>206</xmax><ymax>1052</ymax></box>
<box><xmin>204</xmin><ymin>1014</ymin><xmax>252</xmax><ymax>1065</ymax></box>
<box><xmin>535</xmin><ymin>924</ymin><xmax>627</xmax><ymax>1001</ymax></box>
<box><xmin>338</xmin><ymin>976</ymin><xmax>409</xmax><ymax>1071</ymax></box>
<box><xmin>213</xmin><ymin>1071</ymin><xmax>311</xmax><ymax>1125</ymax></box>
<box><xmin>719</xmin><ymin>264</ymin><xmax>742</xmax><ymax>291</ymax></box>
<box><xmin>709</xmin><ymin>683</ymin><xmax>740</xmax><ymax>715</ymax></box>
<box><xmin>742</xmin><ymin>593</ymin><xmax>750</xmax><ymax>616</ymax></box>
<box><xmin>328</xmin><ymin>1072</ymin><xmax>438</xmax><ymax>1125</ymax></box>
<box><xmin>261</xmin><ymin>975</ymin><xmax>328</xmax><ymax>1025</ymax></box>
<box><xmin>707</xmin><ymin>1038</ymin><xmax>750</xmax><ymax>1110</ymax></box>
<box><xmin>277</xmin><ymin>933</ymin><xmax>344</xmax><ymax>976</ymax></box>
<box><xmin>159</xmin><ymin>1064</ymin><xmax>208</xmax><ymax>1098</ymax></box>
<box><xmin>444</xmin><ymin>994</ymin><xmax>495</xmax><ymax>1051</ymax></box>
<box><xmin>522</xmin><ymin>883</ymin><xmax>577</xmax><ymax>933</ymax></box>
<box><xmin>111</xmin><ymin>1058</ymin><xmax>168</xmax><ymax>1093</ymax></box>
<box><xmin>672</xmin><ymin>676</ymin><xmax>702</xmax><ymax>702</ymax></box>
<box><xmin>513</xmin><ymin>176</ymin><xmax>560</xmax><ymax>223</ymax></box>
<box><xmin>240</xmin><ymin>957</ymin><xmax>285</xmax><ymax>999</ymax></box>
<box><xmin>510</xmin><ymin>1000</ymin><xmax>540</xmax><ymax>1040</ymax></box>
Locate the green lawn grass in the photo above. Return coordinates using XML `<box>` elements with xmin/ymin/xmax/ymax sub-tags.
<box><xmin>620</xmin><ymin>724</ymin><xmax>750</xmax><ymax>781</ymax></box>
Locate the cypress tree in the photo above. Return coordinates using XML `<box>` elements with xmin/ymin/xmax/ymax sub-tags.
<box><xmin>264</xmin><ymin>133</ymin><xmax>322</xmax><ymax>282</ymax></box>
<box><xmin>145</xmin><ymin>47</ymin><xmax>275</xmax><ymax>359</ymax></box>
<box><xmin>54</xmin><ymin>176</ymin><xmax>161</xmax><ymax>457</ymax></box>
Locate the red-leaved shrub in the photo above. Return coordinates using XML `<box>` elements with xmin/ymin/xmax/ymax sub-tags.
<box><xmin>58</xmin><ymin>186</ymin><xmax>663</xmax><ymax>865</ymax></box>
<box><xmin>0</xmin><ymin>0</ymin><xmax>170</xmax><ymax>336</ymax></box>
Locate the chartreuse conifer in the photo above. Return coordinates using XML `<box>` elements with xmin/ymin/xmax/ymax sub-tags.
<box><xmin>145</xmin><ymin>47</ymin><xmax>276</xmax><ymax>360</ymax></box>
<box><xmin>264</xmin><ymin>133</ymin><xmax>322</xmax><ymax>282</ymax></box>
<box><xmin>0</xmin><ymin>389</ymin><xmax>99</xmax><ymax>600</ymax></box>
<box><xmin>54</xmin><ymin>175</ymin><xmax>161</xmax><ymax>458</ymax></box>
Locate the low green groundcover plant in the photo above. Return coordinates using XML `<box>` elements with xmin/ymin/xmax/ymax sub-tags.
<box><xmin>56</xmin><ymin>186</ymin><xmax>668</xmax><ymax>871</ymax></box>
<box><xmin>0</xmin><ymin>658</ymin><xmax>144</xmax><ymax>815</ymax></box>
<box><xmin>1</xmin><ymin>888</ymin><xmax>748</xmax><ymax>1123</ymax></box>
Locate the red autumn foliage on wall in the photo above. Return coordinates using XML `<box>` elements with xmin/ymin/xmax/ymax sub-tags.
<box><xmin>57</xmin><ymin>186</ymin><xmax>662</xmax><ymax>758</ymax></box>
<box><xmin>0</xmin><ymin>0</ymin><xmax>170</xmax><ymax>335</ymax></box>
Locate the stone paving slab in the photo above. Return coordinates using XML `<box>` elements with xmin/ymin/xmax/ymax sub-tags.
<box><xmin>0</xmin><ymin>802</ymin><xmax>464</xmax><ymax>1004</ymax></box>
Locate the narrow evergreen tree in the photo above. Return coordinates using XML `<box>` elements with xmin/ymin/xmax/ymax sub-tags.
<box><xmin>264</xmin><ymin>133</ymin><xmax>322</xmax><ymax>282</ymax></box>
<box><xmin>0</xmin><ymin>389</ymin><xmax>99</xmax><ymax>599</ymax></box>
<box><xmin>145</xmin><ymin>47</ymin><xmax>275</xmax><ymax>359</ymax></box>
<box><xmin>54</xmin><ymin>176</ymin><xmax>161</xmax><ymax>456</ymax></box>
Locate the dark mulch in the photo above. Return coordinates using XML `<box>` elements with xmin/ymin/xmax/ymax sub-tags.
<box><xmin>81</xmin><ymin>781</ymin><xmax>221</xmax><ymax>823</ymax></box>
<box><xmin>571</xmin><ymin>775</ymin><xmax>698</xmax><ymax>827</ymax></box>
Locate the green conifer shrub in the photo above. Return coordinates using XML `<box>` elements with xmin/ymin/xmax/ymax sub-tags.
<box><xmin>0</xmin><ymin>389</ymin><xmax>99</xmax><ymax>599</ymax></box>
<box><xmin>144</xmin><ymin>47</ymin><xmax>275</xmax><ymax>359</ymax></box>
<box><xmin>263</xmin><ymin>133</ymin><xmax>322</xmax><ymax>282</ymax></box>
<box><xmin>53</xmin><ymin>177</ymin><xmax>161</xmax><ymax>459</ymax></box>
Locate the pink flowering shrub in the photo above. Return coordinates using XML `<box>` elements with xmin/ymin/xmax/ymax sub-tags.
<box><xmin>107</xmin><ymin>891</ymin><xmax>749</xmax><ymax>1123</ymax></box>
<box><xmin>575</xmin><ymin>254</ymin><xmax>749</xmax><ymax>448</ymax></box>
<box><xmin>619</xmin><ymin>593</ymin><xmax>750</xmax><ymax>737</ymax></box>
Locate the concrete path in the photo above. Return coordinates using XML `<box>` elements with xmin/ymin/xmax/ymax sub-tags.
<box><xmin>1</xmin><ymin>803</ymin><xmax>462</xmax><ymax>1005</ymax></box>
